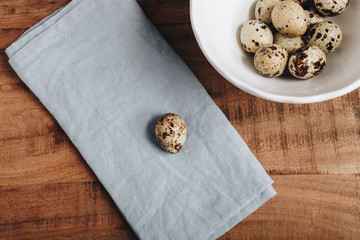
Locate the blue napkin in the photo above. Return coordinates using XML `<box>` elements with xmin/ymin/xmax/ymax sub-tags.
<box><xmin>6</xmin><ymin>0</ymin><xmax>276</xmax><ymax>239</ymax></box>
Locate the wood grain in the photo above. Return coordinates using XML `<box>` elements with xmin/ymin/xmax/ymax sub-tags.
<box><xmin>0</xmin><ymin>176</ymin><xmax>359</xmax><ymax>239</ymax></box>
<box><xmin>219</xmin><ymin>175</ymin><xmax>360</xmax><ymax>240</ymax></box>
<box><xmin>0</xmin><ymin>0</ymin><xmax>359</xmax><ymax>239</ymax></box>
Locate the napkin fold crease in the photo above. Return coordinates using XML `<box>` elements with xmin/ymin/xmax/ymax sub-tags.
<box><xmin>6</xmin><ymin>0</ymin><xmax>276</xmax><ymax>239</ymax></box>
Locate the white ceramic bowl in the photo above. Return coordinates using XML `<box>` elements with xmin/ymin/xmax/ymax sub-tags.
<box><xmin>190</xmin><ymin>0</ymin><xmax>360</xmax><ymax>103</ymax></box>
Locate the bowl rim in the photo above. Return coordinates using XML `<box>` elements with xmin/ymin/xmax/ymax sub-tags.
<box><xmin>189</xmin><ymin>0</ymin><xmax>360</xmax><ymax>104</ymax></box>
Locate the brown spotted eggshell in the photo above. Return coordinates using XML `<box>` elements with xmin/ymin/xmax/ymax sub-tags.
<box><xmin>307</xmin><ymin>21</ymin><xmax>343</xmax><ymax>54</ymax></box>
<box><xmin>271</xmin><ymin>0</ymin><xmax>308</xmax><ymax>37</ymax></box>
<box><xmin>294</xmin><ymin>0</ymin><xmax>310</xmax><ymax>4</ymax></box>
<box><xmin>314</xmin><ymin>0</ymin><xmax>349</xmax><ymax>16</ymax></box>
<box><xmin>240</xmin><ymin>20</ymin><xmax>274</xmax><ymax>53</ymax></box>
<box><xmin>155</xmin><ymin>113</ymin><xmax>187</xmax><ymax>154</ymax></box>
<box><xmin>274</xmin><ymin>32</ymin><xmax>305</xmax><ymax>54</ymax></box>
<box><xmin>254</xmin><ymin>44</ymin><xmax>289</xmax><ymax>77</ymax></box>
<box><xmin>304</xmin><ymin>10</ymin><xmax>326</xmax><ymax>28</ymax></box>
<box><xmin>255</xmin><ymin>0</ymin><xmax>282</xmax><ymax>25</ymax></box>
<box><xmin>288</xmin><ymin>45</ymin><xmax>327</xmax><ymax>80</ymax></box>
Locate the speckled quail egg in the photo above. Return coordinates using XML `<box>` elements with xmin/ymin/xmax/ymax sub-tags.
<box><xmin>307</xmin><ymin>21</ymin><xmax>343</xmax><ymax>54</ymax></box>
<box><xmin>304</xmin><ymin>10</ymin><xmax>326</xmax><ymax>27</ymax></box>
<box><xmin>274</xmin><ymin>33</ymin><xmax>305</xmax><ymax>54</ymax></box>
<box><xmin>314</xmin><ymin>0</ymin><xmax>350</xmax><ymax>16</ymax></box>
<box><xmin>254</xmin><ymin>44</ymin><xmax>289</xmax><ymax>77</ymax></box>
<box><xmin>271</xmin><ymin>1</ymin><xmax>308</xmax><ymax>37</ymax></box>
<box><xmin>255</xmin><ymin>0</ymin><xmax>282</xmax><ymax>25</ymax></box>
<box><xmin>289</xmin><ymin>45</ymin><xmax>326</xmax><ymax>79</ymax></box>
<box><xmin>155</xmin><ymin>113</ymin><xmax>187</xmax><ymax>154</ymax></box>
<box><xmin>240</xmin><ymin>20</ymin><xmax>274</xmax><ymax>53</ymax></box>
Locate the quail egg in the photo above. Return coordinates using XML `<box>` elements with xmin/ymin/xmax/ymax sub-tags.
<box><xmin>254</xmin><ymin>44</ymin><xmax>289</xmax><ymax>77</ymax></box>
<box><xmin>155</xmin><ymin>113</ymin><xmax>187</xmax><ymax>154</ymax></box>
<box><xmin>255</xmin><ymin>0</ymin><xmax>282</xmax><ymax>25</ymax></box>
<box><xmin>314</xmin><ymin>0</ymin><xmax>350</xmax><ymax>16</ymax></box>
<box><xmin>240</xmin><ymin>20</ymin><xmax>274</xmax><ymax>53</ymax></box>
<box><xmin>289</xmin><ymin>45</ymin><xmax>326</xmax><ymax>79</ymax></box>
<box><xmin>274</xmin><ymin>33</ymin><xmax>305</xmax><ymax>54</ymax></box>
<box><xmin>272</xmin><ymin>0</ymin><xmax>308</xmax><ymax>37</ymax></box>
<box><xmin>304</xmin><ymin>10</ymin><xmax>326</xmax><ymax>27</ymax></box>
<box><xmin>307</xmin><ymin>21</ymin><xmax>343</xmax><ymax>53</ymax></box>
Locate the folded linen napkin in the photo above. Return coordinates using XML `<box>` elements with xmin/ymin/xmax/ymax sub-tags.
<box><xmin>6</xmin><ymin>0</ymin><xmax>276</xmax><ymax>239</ymax></box>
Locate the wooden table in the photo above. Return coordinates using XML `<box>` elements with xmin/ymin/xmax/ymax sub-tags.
<box><xmin>0</xmin><ymin>0</ymin><xmax>359</xmax><ymax>239</ymax></box>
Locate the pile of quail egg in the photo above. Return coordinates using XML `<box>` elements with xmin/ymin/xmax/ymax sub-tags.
<box><xmin>240</xmin><ymin>0</ymin><xmax>349</xmax><ymax>80</ymax></box>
